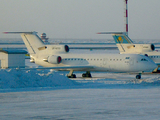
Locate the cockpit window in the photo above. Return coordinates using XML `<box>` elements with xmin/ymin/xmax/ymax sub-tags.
<box><xmin>125</xmin><ymin>57</ymin><xmax>130</xmax><ymax>59</ymax></box>
<box><xmin>141</xmin><ymin>58</ymin><xmax>148</xmax><ymax>61</ymax></box>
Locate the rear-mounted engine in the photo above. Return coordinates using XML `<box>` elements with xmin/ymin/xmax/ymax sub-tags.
<box><xmin>141</xmin><ymin>44</ymin><xmax>155</xmax><ymax>52</ymax></box>
<box><xmin>51</xmin><ymin>45</ymin><xmax>69</xmax><ymax>53</ymax></box>
<box><xmin>43</xmin><ymin>55</ymin><xmax>62</xmax><ymax>64</ymax></box>
<box><xmin>65</xmin><ymin>45</ymin><xmax>69</xmax><ymax>52</ymax></box>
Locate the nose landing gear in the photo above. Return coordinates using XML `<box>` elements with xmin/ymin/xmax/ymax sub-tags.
<box><xmin>136</xmin><ymin>73</ymin><xmax>141</xmax><ymax>79</ymax></box>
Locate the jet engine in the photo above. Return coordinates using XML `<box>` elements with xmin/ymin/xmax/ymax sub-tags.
<box><xmin>43</xmin><ymin>55</ymin><xmax>62</xmax><ymax>64</ymax></box>
<box><xmin>120</xmin><ymin>44</ymin><xmax>155</xmax><ymax>53</ymax></box>
<box><xmin>136</xmin><ymin>44</ymin><xmax>155</xmax><ymax>52</ymax></box>
<box><xmin>51</xmin><ymin>45</ymin><xmax>69</xmax><ymax>53</ymax></box>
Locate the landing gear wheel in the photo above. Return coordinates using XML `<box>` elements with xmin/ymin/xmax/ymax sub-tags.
<box><xmin>67</xmin><ymin>70</ymin><xmax>76</xmax><ymax>78</ymax></box>
<box><xmin>86</xmin><ymin>73</ymin><xmax>91</xmax><ymax>77</ymax></box>
<box><xmin>82</xmin><ymin>73</ymin><xmax>86</xmax><ymax>77</ymax></box>
<box><xmin>136</xmin><ymin>75</ymin><xmax>141</xmax><ymax>79</ymax></box>
<box><xmin>67</xmin><ymin>74</ymin><xmax>76</xmax><ymax>78</ymax></box>
<box><xmin>82</xmin><ymin>71</ymin><xmax>92</xmax><ymax>78</ymax></box>
<box><xmin>72</xmin><ymin>74</ymin><xmax>76</xmax><ymax>78</ymax></box>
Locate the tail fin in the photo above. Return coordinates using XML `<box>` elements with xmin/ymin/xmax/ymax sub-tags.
<box><xmin>112</xmin><ymin>34</ymin><xmax>135</xmax><ymax>52</ymax></box>
<box><xmin>112</xmin><ymin>34</ymin><xmax>133</xmax><ymax>44</ymax></box>
<box><xmin>97</xmin><ymin>32</ymin><xmax>134</xmax><ymax>52</ymax></box>
<box><xmin>97</xmin><ymin>32</ymin><xmax>133</xmax><ymax>44</ymax></box>
<box><xmin>4</xmin><ymin>32</ymin><xmax>45</xmax><ymax>54</ymax></box>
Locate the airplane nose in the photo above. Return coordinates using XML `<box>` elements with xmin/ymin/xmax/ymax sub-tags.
<box><xmin>149</xmin><ymin>61</ymin><xmax>158</xmax><ymax>71</ymax></box>
<box><xmin>153</xmin><ymin>64</ymin><xmax>158</xmax><ymax>70</ymax></box>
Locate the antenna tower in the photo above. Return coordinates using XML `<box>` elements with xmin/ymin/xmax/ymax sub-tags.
<box><xmin>124</xmin><ymin>0</ymin><xmax>128</xmax><ymax>35</ymax></box>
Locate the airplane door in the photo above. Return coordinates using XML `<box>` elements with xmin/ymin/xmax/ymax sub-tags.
<box><xmin>102</xmin><ymin>58</ymin><xmax>110</xmax><ymax>71</ymax></box>
<box><xmin>129</xmin><ymin>58</ymin><xmax>134</xmax><ymax>65</ymax></box>
<box><xmin>103</xmin><ymin>58</ymin><xmax>108</xmax><ymax>65</ymax></box>
<box><xmin>124</xmin><ymin>57</ymin><xmax>134</xmax><ymax>65</ymax></box>
<box><xmin>124</xmin><ymin>57</ymin><xmax>130</xmax><ymax>65</ymax></box>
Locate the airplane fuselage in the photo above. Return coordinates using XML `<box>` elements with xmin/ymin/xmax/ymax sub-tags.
<box><xmin>32</xmin><ymin>52</ymin><xmax>156</xmax><ymax>73</ymax></box>
<box><xmin>117</xmin><ymin>44</ymin><xmax>160</xmax><ymax>67</ymax></box>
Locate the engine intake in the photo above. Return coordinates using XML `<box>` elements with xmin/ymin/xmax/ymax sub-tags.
<box><xmin>151</xmin><ymin>44</ymin><xmax>155</xmax><ymax>51</ymax></box>
<box><xmin>65</xmin><ymin>45</ymin><xmax>69</xmax><ymax>52</ymax></box>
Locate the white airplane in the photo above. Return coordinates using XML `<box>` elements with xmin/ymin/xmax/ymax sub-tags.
<box><xmin>4</xmin><ymin>31</ymin><xmax>157</xmax><ymax>79</ymax></box>
<box><xmin>97</xmin><ymin>32</ymin><xmax>160</xmax><ymax>72</ymax></box>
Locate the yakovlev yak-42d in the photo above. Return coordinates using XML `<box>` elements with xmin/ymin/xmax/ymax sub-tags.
<box><xmin>98</xmin><ymin>32</ymin><xmax>160</xmax><ymax>72</ymax></box>
<box><xmin>4</xmin><ymin>31</ymin><xmax>157</xmax><ymax>79</ymax></box>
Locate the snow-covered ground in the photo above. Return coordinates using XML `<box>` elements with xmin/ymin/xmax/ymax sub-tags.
<box><xmin>0</xmin><ymin>39</ymin><xmax>160</xmax><ymax>119</ymax></box>
<box><xmin>1</xmin><ymin>88</ymin><xmax>160</xmax><ymax>120</ymax></box>
<box><xmin>0</xmin><ymin>59</ymin><xmax>160</xmax><ymax>119</ymax></box>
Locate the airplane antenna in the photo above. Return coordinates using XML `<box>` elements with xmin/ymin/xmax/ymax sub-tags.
<box><xmin>124</xmin><ymin>0</ymin><xmax>128</xmax><ymax>35</ymax></box>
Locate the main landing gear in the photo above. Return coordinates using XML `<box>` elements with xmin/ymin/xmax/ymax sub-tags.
<box><xmin>82</xmin><ymin>71</ymin><xmax>92</xmax><ymax>78</ymax></box>
<box><xmin>67</xmin><ymin>70</ymin><xmax>76</xmax><ymax>78</ymax></box>
<box><xmin>67</xmin><ymin>70</ymin><xmax>92</xmax><ymax>78</ymax></box>
<box><xmin>136</xmin><ymin>73</ymin><xmax>141</xmax><ymax>79</ymax></box>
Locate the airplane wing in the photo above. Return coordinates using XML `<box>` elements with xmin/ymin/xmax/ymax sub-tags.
<box><xmin>17</xmin><ymin>65</ymin><xmax>95</xmax><ymax>71</ymax></box>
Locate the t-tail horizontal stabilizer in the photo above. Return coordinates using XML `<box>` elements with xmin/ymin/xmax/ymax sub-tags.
<box><xmin>97</xmin><ymin>32</ymin><xmax>126</xmax><ymax>35</ymax></box>
<box><xmin>3</xmin><ymin>31</ymin><xmax>37</xmax><ymax>34</ymax></box>
<box><xmin>97</xmin><ymin>32</ymin><xmax>133</xmax><ymax>44</ymax></box>
<box><xmin>3</xmin><ymin>31</ymin><xmax>44</xmax><ymax>54</ymax></box>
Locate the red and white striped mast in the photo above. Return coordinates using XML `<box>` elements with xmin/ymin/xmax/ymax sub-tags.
<box><xmin>124</xmin><ymin>0</ymin><xmax>128</xmax><ymax>35</ymax></box>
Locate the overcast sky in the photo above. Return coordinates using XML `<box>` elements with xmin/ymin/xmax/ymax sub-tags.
<box><xmin>0</xmin><ymin>0</ymin><xmax>160</xmax><ymax>40</ymax></box>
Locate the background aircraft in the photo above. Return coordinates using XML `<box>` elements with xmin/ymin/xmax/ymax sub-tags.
<box><xmin>97</xmin><ymin>32</ymin><xmax>160</xmax><ymax>72</ymax></box>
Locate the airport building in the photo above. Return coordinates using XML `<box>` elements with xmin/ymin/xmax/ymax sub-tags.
<box><xmin>0</xmin><ymin>49</ymin><xmax>27</xmax><ymax>69</ymax></box>
<box><xmin>41</xmin><ymin>33</ymin><xmax>48</xmax><ymax>43</ymax></box>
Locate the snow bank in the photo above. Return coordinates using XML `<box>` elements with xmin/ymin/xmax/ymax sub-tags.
<box><xmin>0</xmin><ymin>69</ymin><xmax>76</xmax><ymax>89</ymax></box>
<box><xmin>0</xmin><ymin>68</ymin><xmax>160</xmax><ymax>89</ymax></box>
